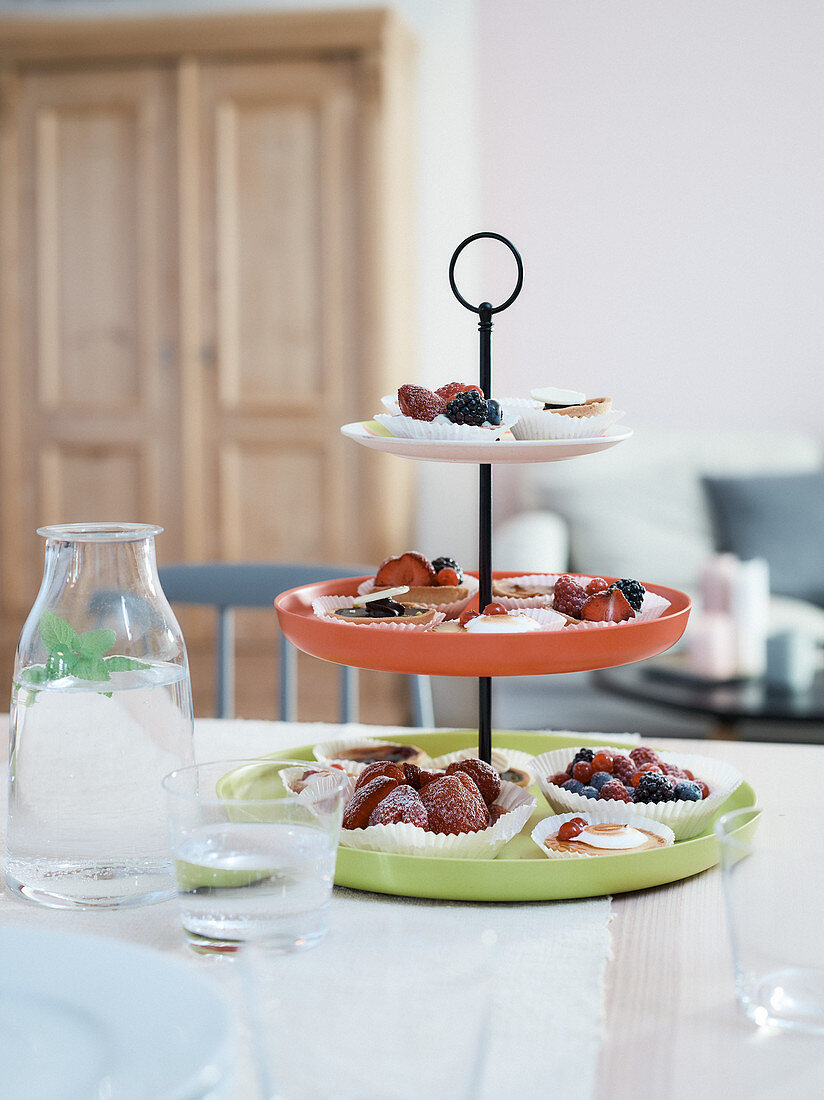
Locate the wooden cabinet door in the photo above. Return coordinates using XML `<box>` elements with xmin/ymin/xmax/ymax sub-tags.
<box><xmin>188</xmin><ymin>57</ymin><xmax>364</xmax><ymax>566</ymax></box>
<box><xmin>1</xmin><ymin>63</ymin><xmax>182</xmax><ymax>609</ymax></box>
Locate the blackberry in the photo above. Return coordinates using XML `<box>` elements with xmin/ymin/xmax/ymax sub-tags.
<box><xmin>485</xmin><ymin>399</ymin><xmax>503</xmax><ymax>426</ymax></box>
<box><xmin>431</xmin><ymin>556</ymin><xmax>463</xmax><ymax>583</ymax></box>
<box><xmin>445</xmin><ymin>389</ymin><xmax>488</xmax><ymax>426</ymax></box>
<box><xmin>634</xmin><ymin>771</ymin><xmax>675</xmax><ymax>804</ymax></box>
<box><xmin>673</xmin><ymin>780</ymin><xmax>703</xmax><ymax>802</ymax></box>
<box><xmin>607</xmin><ymin>579</ymin><xmax>645</xmax><ymax>612</ymax></box>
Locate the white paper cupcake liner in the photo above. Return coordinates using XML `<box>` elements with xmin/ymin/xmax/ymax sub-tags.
<box><xmin>356</xmin><ymin>574</ymin><xmax>479</xmax><ymax>620</ymax></box>
<box><xmin>373</xmin><ymin>413</ymin><xmax>514</xmax><ymax>442</ymax></box>
<box><xmin>312</xmin><ymin>736</ymin><xmax>434</xmax><ymax>773</ymax></box>
<box><xmin>311</xmin><ymin>595</ymin><xmax>445</xmax><ymax>631</ymax></box>
<box><xmin>533</xmin><ymin>746</ymin><xmax>743</xmax><ymax>841</ymax></box>
<box><xmin>339</xmin><ymin>780</ymin><xmax>536</xmax><ymax>858</ymax></box>
<box><xmin>530</xmin><ymin>809</ymin><xmax>675</xmax><ymax>859</ymax></box>
<box><xmin>430</xmin><ymin>747</ymin><xmax>537</xmax><ymax>787</ymax></box>
<box><xmin>504</xmin><ymin>398</ymin><xmax>625</xmax><ymax>440</ymax></box>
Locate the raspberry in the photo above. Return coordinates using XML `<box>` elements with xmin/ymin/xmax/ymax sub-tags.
<box><xmin>586</xmin><ymin>577</ymin><xmax>609</xmax><ymax>596</ymax></box>
<box><xmin>435</xmin><ymin>381</ymin><xmax>482</xmax><ymax>402</ymax></box>
<box><xmin>599</xmin><ymin>780</ymin><xmax>633</xmax><ymax>803</ymax></box>
<box><xmin>553</xmin><ymin>575</ymin><xmax>588</xmax><ymax>618</ymax></box>
<box><xmin>431</xmin><ymin>556</ymin><xmax>463</xmax><ymax>584</ymax></box>
<box><xmin>398</xmin><ymin>384</ymin><xmax>446</xmax><ymax>422</ymax></box>
<box><xmin>697</xmin><ymin>780</ymin><xmax>710</xmax><ymax>799</ymax></box>
<box><xmin>608</xmin><ymin>578</ymin><xmax>646</xmax><ymax>612</ymax></box>
<box><xmin>611</xmin><ymin>754</ymin><xmax>636</xmax><ymax>785</ymax></box>
<box><xmin>661</xmin><ymin>762</ymin><xmax>689</xmax><ymax>780</ymax></box>
<box><xmin>549</xmin><ymin>772</ymin><xmax>570</xmax><ymax>786</ymax></box>
<box><xmin>445</xmin><ymin>389</ymin><xmax>489</xmax><ymax>426</ymax></box>
<box><xmin>572</xmin><ymin>760</ymin><xmax>594</xmax><ymax>782</ymax></box>
<box><xmin>629</xmin><ymin>746</ymin><xmax>661</xmax><ymax>767</ymax></box>
<box><xmin>634</xmin><ymin>772</ymin><xmax>675</xmax><ymax>803</ymax></box>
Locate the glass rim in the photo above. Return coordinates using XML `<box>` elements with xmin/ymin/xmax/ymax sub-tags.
<box><xmin>37</xmin><ymin>522</ymin><xmax>163</xmax><ymax>542</ymax></box>
<box><xmin>713</xmin><ymin>805</ymin><xmax>762</xmax><ymax>854</ymax></box>
<box><xmin>162</xmin><ymin>757</ymin><xmax>349</xmax><ymax>804</ymax></box>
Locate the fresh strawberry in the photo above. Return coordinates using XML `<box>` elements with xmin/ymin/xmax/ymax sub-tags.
<box><xmin>435</xmin><ymin>381</ymin><xmax>483</xmax><ymax>403</ymax></box>
<box><xmin>459</xmin><ymin>607</ymin><xmax>479</xmax><ymax>627</ymax></box>
<box><xmin>435</xmin><ymin>567</ymin><xmax>460</xmax><ymax>586</ymax></box>
<box><xmin>374</xmin><ymin>551</ymin><xmax>437</xmax><ymax>588</ymax></box>
<box><xmin>398</xmin><ymin>384</ymin><xmax>447</xmax><ymax>422</ymax></box>
<box><xmin>579</xmin><ymin>587</ymin><xmax>635</xmax><ymax>622</ymax></box>
<box><xmin>483</xmin><ymin>602</ymin><xmax>509</xmax><ymax>616</ymax></box>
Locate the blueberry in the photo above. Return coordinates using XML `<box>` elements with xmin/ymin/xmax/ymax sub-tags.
<box><xmin>580</xmin><ymin>785</ymin><xmax>599</xmax><ymax>799</ymax></box>
<box><xmin>590</xmin><ymin>771</ymin><xmax>613</xmax><ymax>791</ymax></box>
<box><xmin>485</xmin><ymin>399</ymin><xmax>503</xmax><ymax>425</ymax></box>
<box><xmin>561</xmin><ymin>778</ymin><xmax>585</xmax><ymax>794</ymax></box>
<box><xmin>673</xmin><ymin>780</ymin><xmax>702</xmax><ymax>802</ymax></box>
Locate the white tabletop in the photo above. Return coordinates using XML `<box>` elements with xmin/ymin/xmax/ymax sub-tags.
<box><xmin>1</xmin><ymin>720</ymin><xmax>822</xmax><ymax>1099</ymax></box>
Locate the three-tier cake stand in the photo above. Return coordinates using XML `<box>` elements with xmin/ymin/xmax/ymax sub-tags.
<box><xmin>275</xmin><ymin>234</ymin><xmax>755</xmax><ymax>901</ymax></box>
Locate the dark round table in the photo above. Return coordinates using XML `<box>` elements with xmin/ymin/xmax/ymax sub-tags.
<box><xmin>594</xmin><ymin>662</ymin><xmax>824</xmax><ymax>739</ymax></box>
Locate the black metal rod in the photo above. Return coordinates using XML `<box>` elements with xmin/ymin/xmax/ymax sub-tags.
<box><xmin>448</xmin><ymin>234</ymin><xmax>524</xmax><ymax>769</ymax></box>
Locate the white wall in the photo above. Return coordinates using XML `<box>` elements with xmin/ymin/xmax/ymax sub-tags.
<box><xmin>476</xmin><ymin>0</ymin><xmax>824</xmax><ymax>448</ymax></box>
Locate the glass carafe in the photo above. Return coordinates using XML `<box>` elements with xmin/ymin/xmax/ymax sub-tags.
<box><xmin>6</xmin><ymin>523</ymin><xmax>194</xmax><ymax>908</ymax></box>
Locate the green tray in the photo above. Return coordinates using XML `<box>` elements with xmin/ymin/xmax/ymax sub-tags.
<box><xmin>268</xmin><ymin>730</ymin><xmax>759</xmax><ymax>902</ymax></box>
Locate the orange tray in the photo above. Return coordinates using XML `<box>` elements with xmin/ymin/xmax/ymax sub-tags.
<box><xmin>275</xmin><ymin>573</ymin><xmax>691</xmax><ymax>677</ymax></box>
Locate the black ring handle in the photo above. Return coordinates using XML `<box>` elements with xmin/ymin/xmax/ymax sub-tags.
<box><xmin>448</xmin><ymin>232</ymin><xmax>524</xmax><ymax>315</ymax></box>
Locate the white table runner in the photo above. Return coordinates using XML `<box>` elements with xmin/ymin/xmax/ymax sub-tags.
<box><xmin>0</xmin><ymin>719</ymin><xmax>613</xmax><ymax>1098</ymax></box>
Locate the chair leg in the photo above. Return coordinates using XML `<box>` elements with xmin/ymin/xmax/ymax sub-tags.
<box><xmin>280</xmin><ymin>639</ymin><xmax>298</xmax><ymax>722</ymax></box>
<box><xmin>216</xmin><ymin>607</ymin><xmax>235</xmax><ymax>720</ymax></box>
<box><xmin>340</xmin><ymin>666</ymin><xmax>359</xmax><ymax>724</ymax></box>
<box><xmin>410</xmin><ymin>675</ymin><xmax>435</xmax><ymax>728</ymax></box>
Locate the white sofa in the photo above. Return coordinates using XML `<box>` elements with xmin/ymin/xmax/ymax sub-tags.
<box><xmin>430</xmin><ymin>429</ymin><xmax>824</xmax><ymax>736</ymax></box>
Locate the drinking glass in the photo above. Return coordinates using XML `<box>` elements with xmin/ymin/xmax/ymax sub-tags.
<box><xmin>163</xmin><ymin>759</ymin><xmax>348</xmax><ymax>954</ymax></box>
<box><xmin>715</xmin><ymin>806</ymin><xmax>824</xmax><ymax>1033</ymax></box>
<box><xmin>6</xmin><ymin>522</ymin><xmax>194</xmax><ymax>908</ymax></box>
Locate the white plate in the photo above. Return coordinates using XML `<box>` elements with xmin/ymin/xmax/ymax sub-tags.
<box><xmin>341</xmin><ymin>420</ymin><xmax>633</xmax><ymax>464</ymax></box>
<box><xmin>0</xmin><ymin>927</ymin><xmax>233</xmax><ymax>1099</ymax></box>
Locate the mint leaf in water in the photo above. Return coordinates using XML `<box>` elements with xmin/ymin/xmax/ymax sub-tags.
<box><xmin>39</xmin><ymin>610</ymin><xmax>80</xmax><ymax>653</ymax></box>
<box><xmin>72</xmin><ymin>655</ymin><xmax>111</xmax><ymax>682</ymax></box>
<box><xmin>77</xmin><ymin>629</ymin><xmax>117</xmax><ymax>657</ymax></box>
<box><xmin>104</xmin><ymin>656</ymin><xmax>151</xmax><ymax>673</ymax></box>
<box><xmin>45</xmin><ymin>646</ymin><xmax>79</xmax><ymax>679</ymax></box>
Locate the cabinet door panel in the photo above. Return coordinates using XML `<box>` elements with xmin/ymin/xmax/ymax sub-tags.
<box><xmin>9</xmin><ymin>65</ymin><xmax>181</xmax><ymax>603</ymax></box>
<box><xmin>196</xmin><ymin>59</ymin><xmax>358</xmax><ymax>563</ymax></box>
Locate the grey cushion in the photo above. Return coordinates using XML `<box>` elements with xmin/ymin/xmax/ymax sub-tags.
<box><xmin>702</xmin><ymin>471</ymin><xmax>824</xmax><ymax>606</ymax></box>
